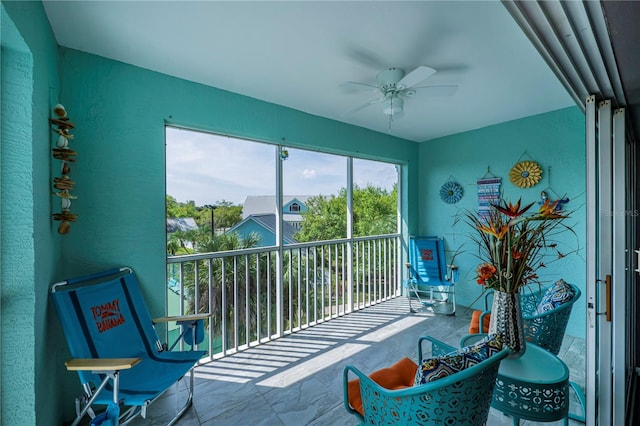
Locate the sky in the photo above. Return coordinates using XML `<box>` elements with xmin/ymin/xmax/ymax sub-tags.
<box><xmin>165</xmin><ymin>126</ymin><xmax>398</xmax><ymax>206</ymax></box>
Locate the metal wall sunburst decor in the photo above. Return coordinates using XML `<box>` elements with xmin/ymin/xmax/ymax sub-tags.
<box><xmin>440</xmin><ymin>181</ymin><xmax>463</xmax><ymax>204</ymax></box>
<box><xmin>509</xmin><ymin>160</ymin><xmax>542</xmax><ymax>188</ymax></box>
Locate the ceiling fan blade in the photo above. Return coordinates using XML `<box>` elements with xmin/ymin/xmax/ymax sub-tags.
<box><xmin>397</xmin><ymin>65</ymin><xmax>437</xmax><ymax>89</ymax></box>
<box><xmin>341</xmin><ymin>81</ymin><xmax>380</xmax><ymax>93</ymax></box>
<box><xmin>342</xmin><ymin>97</ymin><xmax>384</xmax><ymax>117</ymax></box>
<box><xmin>410</xmin><ymin>85</ymin><xmax>458</xmax><ymax>97</ymax></box>
<box><xmin>344</xmin><ymin>45</ymin><xmax>389</xmax><ymax>70</ymax></box>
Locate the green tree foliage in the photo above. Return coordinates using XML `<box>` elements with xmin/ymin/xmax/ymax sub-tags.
<box><xmin>295</xmin><ymin>184</ymin><xmax>397</xmax><ymax>242</ymax></box>
<box><xmin>353</xmin><ymin>184</ymin><xmax>398</xmax><ymax>237</ymax></box>
<box><xmin>166</xmin><ymin>195</ymin><xmax>243</xmax><ymax>232</ymax></box>
<box><xmin>166</xmin><ymin>195</ymin><xmax>200</xmax><ymax>219</ymax></box>
<box><xmin>212</xmin><ymin>201</ymin><xmax>243</xmax><ymax>230</ymax></box>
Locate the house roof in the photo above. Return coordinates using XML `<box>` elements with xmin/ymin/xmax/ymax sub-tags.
<box><xmin>227</xmin><ymin>214</ymin><xmax>298</xmax><ymax>245</ymax></box>
<box><xmin>166</xmin><ymin>217</ymin><xmax>198</xmax><ymax>233</ymax></box>
<box><xmin>242</xmin><ymin>195</ymin><xmax>311</xmax><ymax>219</ymax></box>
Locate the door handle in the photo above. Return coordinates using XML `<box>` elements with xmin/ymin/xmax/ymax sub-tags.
<box><xmin>596</xmin><ymin>275</ymin><xmax>612</xmax><ymax>322</ymax></box>
<box><xmin>605</xmin><ymin>274</ymin><xmax>611</xmax><ymax>322</ymax></box>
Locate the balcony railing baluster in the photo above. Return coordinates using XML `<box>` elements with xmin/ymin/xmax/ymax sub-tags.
<box><xmin>166</xmin><ymin>235</ymin><xmax>400</xmax><ymax>361</ymax></box>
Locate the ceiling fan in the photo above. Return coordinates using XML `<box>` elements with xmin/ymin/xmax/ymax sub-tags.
<box><xmin>344</xmin><ymin>65</ymin><xmax>458</xmax><ymax>121</ymax></box>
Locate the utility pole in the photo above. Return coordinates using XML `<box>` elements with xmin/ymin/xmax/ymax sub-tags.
<box><xmin>204</xmin><ymin>204</ymin><xmax>217</xmax><ymax>239</ymax></box>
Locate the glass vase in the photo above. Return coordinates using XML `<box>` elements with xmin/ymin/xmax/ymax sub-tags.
<box><xmin>488</xmin><ymin>290</ymin><xmax>526</xmax><ymax>358</ymax></box>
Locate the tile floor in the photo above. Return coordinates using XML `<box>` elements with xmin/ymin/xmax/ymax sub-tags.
<box><xmin>128</xmin><ymin>297</ymin><xmax>585</xmax><ymax>425</ymax></box>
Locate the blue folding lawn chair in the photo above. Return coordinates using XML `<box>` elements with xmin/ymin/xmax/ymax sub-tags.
<box><xmin>405</xmin><ymin>236</ymin><xmax>458</xmax><ymax>315</ymax></box>
<box><xmin>51</xmin><ymin>267</ymin><xmax>208</xmax><ymax>426</ymax></box>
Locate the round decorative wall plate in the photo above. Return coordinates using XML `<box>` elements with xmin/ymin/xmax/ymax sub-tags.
<box><xmin>440</xmin><ymin>181</ymin><xmax>463</xmax><ymax>204</ymax></box>
<box><xmin>509</xmin><ymin>161</ymin><xmax>542</xmax><ymax>188</ymax></box>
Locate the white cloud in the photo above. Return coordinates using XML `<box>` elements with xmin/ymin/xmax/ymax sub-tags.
<box><xmin>302</xmin><ymin>169</ymin><xmax>316</xmax><ymax>179</ymax></box>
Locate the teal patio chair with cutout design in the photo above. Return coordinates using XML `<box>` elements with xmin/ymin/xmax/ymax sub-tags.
<box><xmin>469</xmin><ymin>280</ymin><xmax>585</xmax><ymax>422</ymax></box>
<box><xmin>343</xmin><ymin>334</ymin><xmax>510</xmax><ymax>425</ymax></box>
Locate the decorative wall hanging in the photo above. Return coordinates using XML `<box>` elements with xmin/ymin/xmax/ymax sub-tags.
<box><xmin>280</xmin><ymin>139</ymin><xmax>289</xmax><ymax>160</ymax></box>
<box><xmin>50</xmin><ymin>104</ymin><xmax>77</xmax><ymax>234</ymax></box>
<box><xmin>477</xmin><ymin>167</ymin><xmax>501</xmax><ymax>219</ymax></box>
<box><xmin>439</xmin><ymin>179</ymin><xmax>463</xmax><ymax>204</ymax></box>
<box><xmin>538</xmin><ymin>166</ymin><xmax>570</xmax><ymax>210</ymax></box>
<box><xmin>509</xmin><ymin>161</ymin><xmax>542</xmax><ymax>188</ymax></box>
<box><xmin>509</xmin><ymin>152</ymin><xmax>542</xmax><ymax>188</ymax></box>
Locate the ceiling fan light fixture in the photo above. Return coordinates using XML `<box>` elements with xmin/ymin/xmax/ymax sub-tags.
<box><xmin>382</xmin><ymin>95</ymin><xmax>403</xmax><ymax>116</ymax></box>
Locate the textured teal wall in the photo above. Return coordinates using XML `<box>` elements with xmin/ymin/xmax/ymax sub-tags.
<box><xmin>1</xmin><ymin>1</ymin><xmax>64</xmax><ymax>425</ymax></box>
<box><xmin>418</xmin><ymin>107</ymin><xmax>586</xmax><ymax>338</ymax></box>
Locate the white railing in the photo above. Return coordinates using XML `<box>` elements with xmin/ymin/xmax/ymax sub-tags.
<box><xmin>166</xmin><ymin>234</ymin><xmax>401</xmax><ymax>360</ymax></box>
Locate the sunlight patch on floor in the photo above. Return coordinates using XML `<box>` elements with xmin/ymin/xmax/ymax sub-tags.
<box><xmin>356</xmin><ymin>315</ymin><xmax>428</xmax><ymax>342</ymax></box>
<box><xmin>256</xmin><ymin>342</ymin><xmax>370</xmax><ymax>388</ymax></box>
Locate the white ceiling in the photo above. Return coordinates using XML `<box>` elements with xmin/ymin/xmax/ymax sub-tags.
<box><xmin>42</xmin><ymin>0</ymin><xmax>575</xmax><ymax>142</ymax></box>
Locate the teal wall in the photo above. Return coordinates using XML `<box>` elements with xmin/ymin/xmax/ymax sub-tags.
<box><xmin>1</xmin><ymin>1</ymin><xmax>65</xmax><ymax>424</ymax></box>
<box><xmin>418</xmin><ymin>107</ymin><xmax>586</xmax><ymax>338</ymax></box>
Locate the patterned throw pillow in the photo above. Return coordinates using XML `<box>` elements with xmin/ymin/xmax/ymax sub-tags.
<box><xmin>414</xmin><ymin>334</ymin><xmax>503</xmax><ymax>385</ymax></box>
<box><xmin>536</xmin><ymin>279</ymin><xmax>575</xmax><ymax>314</ymax></box>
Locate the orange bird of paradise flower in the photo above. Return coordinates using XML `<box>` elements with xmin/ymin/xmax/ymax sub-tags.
<box><xmin>537</xmin><ymin>199</ymin><xmax>566</xmax><ymax>219</ymax></box>
<box><xmin>477</xmin><ymin>222</ymin><xmax>509</xmax><ymax>239</ymax></box>
<box><xmin>493</xmin><ymin>198</ymin><xmax>535</xmax><ymax>218</ymax></box>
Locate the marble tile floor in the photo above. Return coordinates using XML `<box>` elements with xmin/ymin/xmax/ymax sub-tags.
<box><xmin>127</xmin><ymin>297</ymin><xmax>586</xmax><ymax>426</ymax></box>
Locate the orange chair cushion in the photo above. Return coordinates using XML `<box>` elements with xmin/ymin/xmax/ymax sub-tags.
<box><xmin>469</xmin><ymin>310</ymin><xmax>491</xmax><ymax>334</ymax></box>
<box><xmin>347</xmin><ymin>356</ymin><xmax>418</xmax><ymax>416</ymax></box>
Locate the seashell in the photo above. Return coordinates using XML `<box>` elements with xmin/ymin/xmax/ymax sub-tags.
<box><xmin>61</xmin><ymin>162</ymin><xmax>71</xmax><ymax>175</ymax></box>
<box><xmin>53</xmin><ymin>104</ymin><xmax>67</xmax><ymax>118</ymax></box>
<box><xmin>54</xmin><ymin>190</ymin><xmax>77</xmax><ymax>199</ymax></box>
<box><xmin>58</xmin><ymin>221</ymin><xmax>71</xmax><ymax>234</ymax></box>
<box><xmin>56</xmin><ymin>135</ymin><xmax>68</xmax><ymax>148</ymax></box>
<box><xmin>60</xmin><ymin>198</ymin><xmax>71</xmax><ymax>210</ymax></box>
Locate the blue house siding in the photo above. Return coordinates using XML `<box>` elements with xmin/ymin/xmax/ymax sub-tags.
<box><xmin>227</xmin><ymin>214</ymin><xmax>297</xmax><ymax>246</ymax></box>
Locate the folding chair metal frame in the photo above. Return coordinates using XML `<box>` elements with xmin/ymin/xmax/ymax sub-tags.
<box><xmin>405</xmin><ymin>236</ymin><xmax>458</xmax><ymax>315</ymax></box>
<box><xmin>51</xmin><ymin>266</ymin><xmax>209</xmax><ymax>426</ymax></box>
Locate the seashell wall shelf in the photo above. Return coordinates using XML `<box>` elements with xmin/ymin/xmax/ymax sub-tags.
<box><xmin>50</xmin><ymin>103</ymin><xmax>78</xmax><ymax>234</ymax></box>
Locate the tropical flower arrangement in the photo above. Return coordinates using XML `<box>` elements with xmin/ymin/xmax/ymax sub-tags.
<box><xmin>460</xmin><ymin>198</ymin><xmax>573</xmax><ymax>294</ymax></box>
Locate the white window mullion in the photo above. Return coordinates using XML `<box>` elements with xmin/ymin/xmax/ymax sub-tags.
<box><xmin>346</xmin><ymin>157</ymin><xmax>354</xmax><ymax>312</ymax></box>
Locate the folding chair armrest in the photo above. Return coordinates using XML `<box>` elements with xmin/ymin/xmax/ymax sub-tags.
<box><xmin>153</xmin><ymin>313</ymin><xmax>211</xmax><ymax>324</ymax></box>
<box><xmin>447</xmin><ymin>264</ymin><xmax>459</xmax><ymax>283</ymax></box>
<box><xmin>404</xmin><ymin>263</ymin><xmax>415</xmax><ymax>279</ymax></box>
<box><xmin>65</xmin><ymin>358</ymin><xmax>141</xmax><ymax>371</ymax></box>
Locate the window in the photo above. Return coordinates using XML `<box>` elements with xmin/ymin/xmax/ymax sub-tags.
<box><xmin>165</xmin><ymin>126</ymin><xmax>400</xmax><ymax>252</ymax></box>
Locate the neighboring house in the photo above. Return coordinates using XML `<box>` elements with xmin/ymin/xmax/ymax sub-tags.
<box><xmin>242</xmin><ymin>195</ymin><xmax>311</xmax><ymax>230</ymax></box>
<box><xmin>226</xmin><ymin>213</ymin><xmax>298</xmax><ymax>247</ymax></box>
<box><xmin>166</xmin><ymin>217</ymin><xmax>199</xmax><ymax>233</ymax></box>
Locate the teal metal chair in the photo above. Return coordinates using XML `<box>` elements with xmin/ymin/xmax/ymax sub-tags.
<box><xmin>471</xmin><ymin>282</ymin><xmax>585</xmax><ymax>422</ymax></box>
<box><xmin>343</xmin><ymin>336</ymin><xmax>510</xmax><ymax>425</ymax></box>
<box><xmin>405</xmin><ymin>236</ymin><xmax>458</xmax><ymax>315</ymax></box>
<box><xmin>51</xmin><ymin>267</ymin><xmax>208</xmax><ymax>426</ymax></box>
